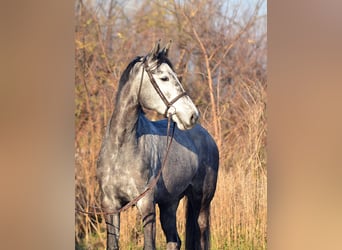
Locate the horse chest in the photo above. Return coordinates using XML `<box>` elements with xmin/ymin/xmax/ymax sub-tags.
<box><xmin>98</xmin><ymin>149</ymin><xmax>149</xmax><ymax>202</ymax></box>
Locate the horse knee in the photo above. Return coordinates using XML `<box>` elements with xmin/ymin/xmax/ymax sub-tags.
<box><xmin>166</xmin><ymin>242</ymin><xmax>180</xmax><ymax>250</ymax></box>
<box><xmin>137</xmin><ymin>198</ymin><xmax>156</xmax><ymax>227</ymax></box>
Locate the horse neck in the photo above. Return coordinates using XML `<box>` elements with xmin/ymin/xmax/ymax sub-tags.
<box><xmin>107</xmin><ymin>79</ymin><xmax>141</xmax><ymax>148</ymax></box>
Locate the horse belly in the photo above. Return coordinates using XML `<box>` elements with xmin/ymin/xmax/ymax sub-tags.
<box><xmin>155</xmin><ymin>158</ymin><xmax>198</xmax><ymax>201</ymax></box>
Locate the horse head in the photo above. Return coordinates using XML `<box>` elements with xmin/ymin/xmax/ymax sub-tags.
<box><xmin>138</xmin><ymin>40</ymin><xmax>199</xmax><ymax>130</ymax></box>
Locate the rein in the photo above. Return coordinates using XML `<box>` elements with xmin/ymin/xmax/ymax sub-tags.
<box><xmin>75</xmin><ymin>60</ymin><xmax>181</xmax><ymax>216</ymax></box>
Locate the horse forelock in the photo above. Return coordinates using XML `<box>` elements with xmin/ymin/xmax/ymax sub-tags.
<box><xmin>154</xmin><ymin>52</ymin><xmax>174</xmax><ymax>70</ymax></box>
<box><xmin>117</xmin><ymin>53</ymin><xmax>174</xmax><ymax>96</ymax></box>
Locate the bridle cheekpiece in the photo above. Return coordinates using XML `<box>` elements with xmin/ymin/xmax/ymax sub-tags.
<box><xmin>141</xmin><ymin>57</ymin><xmax>187</xmax><ymax>117</ymax></box>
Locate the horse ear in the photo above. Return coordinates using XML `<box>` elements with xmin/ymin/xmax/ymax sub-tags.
<box><xmin>149</xmin><ymin>39</ymin><xmax>161</xmax><ymax>59</ymax></box>
<box><xmin>162</xmin><ymin>40</ymin><xmax>172</xmax><ymax>57</ymax></box>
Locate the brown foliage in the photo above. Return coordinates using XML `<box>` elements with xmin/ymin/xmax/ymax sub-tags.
<box><xmin>75</xmin><ymin>0</ymin><xmax>266</xmax><ymax>248</ymax></box>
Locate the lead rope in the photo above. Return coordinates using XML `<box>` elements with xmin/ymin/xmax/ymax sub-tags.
<box><xmin>75</xmin><ymin>115</ymin><xmax>176</xmax><ymax>216</ymax></box>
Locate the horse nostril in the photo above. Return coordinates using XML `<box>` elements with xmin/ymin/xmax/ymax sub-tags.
<box><xmin>190</xmin><ymin>112</ymin><xmax>199</xmax><ymax>125</ymax></box>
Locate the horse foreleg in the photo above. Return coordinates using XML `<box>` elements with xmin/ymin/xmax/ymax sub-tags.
<box><xmin>137</xmin><ymin>196</ymin><xmax>156</xmax><ymax>250</ymax></box>
<box><xmin>159</xmin><ymin>202</ymin><xmax>181</xmax><ymax>250</ymax></box>
<box><xmin>105</xmin><ymin>213</ymin><xmax>120</xmax><ymax>250</ymax></box>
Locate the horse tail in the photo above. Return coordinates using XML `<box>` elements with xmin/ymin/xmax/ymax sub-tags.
<box><xmin>185</xmin><ymin>193</ymin><xmax>201</xmax><ymax>250</ymax></box>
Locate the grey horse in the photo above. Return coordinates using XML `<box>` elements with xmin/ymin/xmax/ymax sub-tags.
<box><xmin>97</xmin><ymin>41</ymin><xmax>219</xmax><ymax>250</ymax></box>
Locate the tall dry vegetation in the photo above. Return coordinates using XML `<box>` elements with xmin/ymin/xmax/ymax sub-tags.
<box><xmin>75</xmin><ymin>0</ymin><xmax>267</xmax><ymax>249</ymax></box>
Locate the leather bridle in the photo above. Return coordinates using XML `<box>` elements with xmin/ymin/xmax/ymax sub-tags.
<box><xmin>141</xmin><ymin>58</ymin><xmax>188</xmax><ymax>117</ymax></box>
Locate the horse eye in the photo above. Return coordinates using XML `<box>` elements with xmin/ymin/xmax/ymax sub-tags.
<box><xmin>160</xmin><ymin>76</ymin><xmax>169</xmax><ymax>81</ymax></box>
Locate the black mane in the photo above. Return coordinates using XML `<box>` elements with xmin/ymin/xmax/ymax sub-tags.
<box><xmin>117</xmin><ymin>56</ymin><xmax>143</xmax><ymax>94</ymax></box>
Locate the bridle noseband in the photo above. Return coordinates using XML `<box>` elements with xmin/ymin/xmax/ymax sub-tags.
<box><xmin>141</xmin><ymin>59</ymin><xmax>188</xmax><ymax>117</ymax></box>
